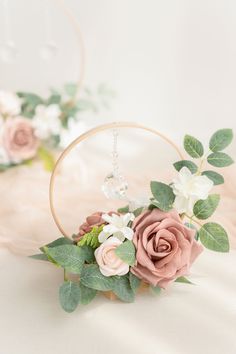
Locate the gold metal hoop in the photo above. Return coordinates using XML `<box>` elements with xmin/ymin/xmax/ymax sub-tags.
<box><xmin>55</xmin><ymin>0</ymin><xmax>85</xmax><ymax>98</ymax></box>
<box><xmin>49</xmin><ymin>122</ymin><xmax>184</xmax><ymax>238</ymax></box>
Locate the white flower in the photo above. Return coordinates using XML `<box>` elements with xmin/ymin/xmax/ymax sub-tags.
<box><xmin>0</xmin><ymin>90</ymin><xmax>21</xmax><ymax>116</ymax></box>
<box><xmin>98</xmin><ymin>212</ymin><xmax>135</xmax><ymax>243</ymax></box>
<box><xmin>172</xmin><ymin>167</ymin><xmax>213</xmax><ymax>215</ymax></box>
<box><xmin>32</xmin><ymin>104</ymin><xmax>61</xmax><ymax>140</ymax></box>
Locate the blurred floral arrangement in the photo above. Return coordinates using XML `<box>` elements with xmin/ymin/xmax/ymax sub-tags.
<box><xmin>0</xmin><ymin>83</ymin><xmax>114</xmax><ymax>172</ymax></box>
<box><xmin>32</xmin><ymin>128</ymin><xmax>234</xmax><ymax>312</ymax></box>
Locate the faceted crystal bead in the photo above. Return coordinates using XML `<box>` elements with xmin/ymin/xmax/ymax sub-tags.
<box><xmin>101</xmin><ymin>172</ymin><xmax>128</xmax><ymax>199</ymax></box>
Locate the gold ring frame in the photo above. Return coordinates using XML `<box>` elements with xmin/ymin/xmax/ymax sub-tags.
<box><xmin>49</xmin><ymin>122</ymin><xmax>184</xmax><ymax>238</ymax></box>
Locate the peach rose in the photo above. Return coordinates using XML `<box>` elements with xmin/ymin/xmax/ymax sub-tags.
<box><xmin>131</xmin><ymin>208</ymin><xmax>203</xmax><ymax>288</ymax></box>
<box><xmin>3</xmin><ymin>117</ymin><xmax>39</xmax><ymax>161</ymax></box>
<box><xmin>95</xmin><ymin>237</ymin><xmax>129</xmax><ymax>276</ymax></box>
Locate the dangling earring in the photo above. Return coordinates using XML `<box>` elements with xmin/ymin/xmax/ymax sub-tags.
<box><xmin>40</xmin><ymin>0</ymin><xmax>58</xmax><ymax>61</ymax></box>
<box><xmin>0</xmin><ymin>0</ymin><xmax>18</xmax><ymax>62</ymax></box>
<box><xmin>102</xmin><ymin>129</ymin><xmax>128</xmax><ymax>200</ymax></box>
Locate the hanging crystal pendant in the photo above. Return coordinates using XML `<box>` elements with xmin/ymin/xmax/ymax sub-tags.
<box><xmin>102</xmin><ymin>129</ymin><xmax>129</xmax><ymax>200</ymax></box>
<box><xmin>40</xmin><ymin>41</ymin><xmax>58</xmax><ymax>61</ymax></box>
<box><xmin>0</xmin><ymin>40</ymin><xmax>18</xmax><ymax>62</ymax></box>
<box><xmin>102</xmin><ymin>172</ymin><xmax>128</xmax><ymax>200</ymax></box>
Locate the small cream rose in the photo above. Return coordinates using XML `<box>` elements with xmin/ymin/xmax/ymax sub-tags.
<box><xmin>95</xmin><ymin>237</ymin><xmax>129</xmax><ymax>277</ymax></box>
<box><xmin>3</xmin><ymin>117</ymin><xmax>39</xmax><ymax>162</ymax></box>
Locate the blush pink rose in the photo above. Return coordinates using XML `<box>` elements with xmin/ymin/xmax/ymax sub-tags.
<box><xmin>131</xmin><ymin>208</ymin><xmax>203</xmax><ymax>288</ymax></box>
<box><xmin>95</xmin><ymin>237</ymin><xmax>129</xmax><ymax>276</ymax></box>
<box><xmin>3</xmin><ymin>117</ymin><xmax>39</xmax><ymax>161</ymax></box>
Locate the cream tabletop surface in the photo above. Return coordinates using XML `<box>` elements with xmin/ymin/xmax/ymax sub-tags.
<box><xmin>0</xmin><ymin>248</ymin><xmax>236</xmax><ymax>354</ymax></box>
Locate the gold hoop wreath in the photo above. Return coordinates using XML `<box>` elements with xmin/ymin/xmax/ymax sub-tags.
<box><xmin>49</xmin><ymin>122</ymin><xmax>184</xmax><ymax>238</ymax></box>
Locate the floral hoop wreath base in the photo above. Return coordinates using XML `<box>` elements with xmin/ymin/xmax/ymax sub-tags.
<box><xmin>32</xmin><ymin>122</ymin><xmax>234</xmax><ymax>312</ymax></box>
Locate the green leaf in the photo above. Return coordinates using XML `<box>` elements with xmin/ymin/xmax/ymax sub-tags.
<box><xmin>209</xmin><ymin>129</ymin><xmax>233</xmax><ymax>152</ymax></box>
<box><xmin>77</xmin><ymin>226</ymin><xmax>103</xmax><ymax>249</ymax></box>
<box><xmin>150</xmin><ymin>285</ymin><xmax>161</xmax><ymax>295</ymax></box>
<box><xmin>199</xmin><ymin>222</ymin><xmax>229</xmax><ymax>252</ymax></box>
<box><xmin>112</xmin><ymin>276</ymin><xmax>135</xmax><ymax>302</ymax></box>
<box><xmin>46</xmin><ymin>93</ymin><xmax>61</xmax><ymax>105</ymax></box>
<box><xmin>173</xmin><ymin>160</ymin><xmax>198</xmax><ymax>174</ymax></box>
<box><xmin>79</xmin><ymin>245</ymin><xmax>95</xmax><ymax>263</ymax></box>
<box><xmin>41</xmin><ymin>237</ymin><xmax>73</xmax><ymax>251</ymax></box>
<box><xmin>129</xmin><ymin>273</ymin><xmax>141</xmax><ymax>293</ymax></box>
<box><xmin>184</xmin><ymin>135</ymin><xmax>204</xmax><ymax>158</ymax></box>
<box><xmin>38</xmin><ymin>146</ymin><xmax>55</xmax><ymax>172</ymax></box>
<box><xmin>64</xmin><ymin>83</ymin><xmax>78</xmax><ymax>97</ymax></box>
<box><xmin>46</xmin><ymin>245</ymin><xmax>85</xmax><ymax>274</ymax></box>
<box><xmin>202</xmin><ymin>171</ymin><xmax>224</xmax><ymax>185</ymax></box>
<box><xmin>17</xmin><ymin>92</ymin><xmax>44</xmax><ymax>118</ymax></box>
<box><xmin>80</xmin><ymin>264</ymin><xmax>114</xmax><ymax>291</ymax></box>
<box><xmin>175</xmin><ymin>276</ymin><xmax>193</xmax><ymax>284</ymax></box>
<box><xmin>115</xmin><ymin>240</ymin><xmax>136</xmax><ymax>266</ymax></box>
<box><xmin>150</xmin><ymin>181</ymin><xmax>175</xmax><ymax>212</ymax></box>
<box><xmin>193</xmin><ymin>194</ymin><xmax>220</xmax><ymax>220</ymax></box>
<box><xmin>79</xmin><ymin>284</ymin><xmax>97</xmax><ymax>305</ymax></box>
<box><xmin>185</xmin><ymin>223</ymin><xmax>199</xmax><ymax>240</ymax></box>
<box><xmin>59</xmin><ymin>281</ymin><xmax>80</xmax><ymax>313</ymax></box>
<box><xmin>117</xmin><ymin>205</ymin><xmax>130</xmax><ymax>214</ymax></box>
<box><xmin>30</xmin><ymin>253</ymin><xmax>49</xmax><ymax>261</ymax></box>
<box><xmin>207</xmin><ymin>152</ymin><xmax>234</xmax><ymax>167</ymax></box>
<box><xmin>133</xmin><ymin>207</ymin><xmax>144</xmax><ymax>217</ymax></box>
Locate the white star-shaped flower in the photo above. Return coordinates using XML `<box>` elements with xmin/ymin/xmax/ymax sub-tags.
<box><xmin>98</xmin><ymin>212</ymin><xmax>135</xmax><ymax>243</ymax></box>
<box><xmin>172</xmin><ymin>167</ymin><xmax>213</xmax><ymax>215</ymax></box>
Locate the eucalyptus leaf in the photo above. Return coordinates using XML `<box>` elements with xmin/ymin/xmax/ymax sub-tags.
<box><xmin>80</xmin><ymin>264</ymin><xmax>114</xmax><ymax>291</ymax></box>
<box><xmin>175</xmin><ymin>276</ymin><xmax>193</xmax><ymax>284</ymax></box>
<box><xmin>209</xmin><ymin>129</ymin><xmax>233</xmax><ymax>152</ymax></box>
<box><xmin>193</xmin><ymin>194</ymin><xmax>220</xmax><ymax>220</ymax></box>
<box><xmin>59</xmin><ymin>281</ymin><xmax>80</xmax><ymax>313</ymax></box>
<box><xmin>117</xmin><ymin>205</ymin><xmax>130</xmax><ymax>214</ymax></box>
<box><xmin>133</xmin><ymin>207</ymin><xmax>144</xmax><ymax>217</ymax></box>
<box><xmin>46</xmin><ymin>245</ymin><xmax>85</xmax><ymax>274</ymax></box>
<box><xmin>79</xmin><ymin>284</ymin><xmax>97</xmax><ymax>305</ymax></box>
<box><xmin>173</xmin><ymin>160</ymin><xmax>198</xmax><ymax>174</ymax></box>
<box><xmin>115</xmin><ymin>240</ymin><xmax>136</xmax><ymax>266</ymax></box>
<box><xmin>112</xmin><ymin>276</ymin><xmax>135</xmax><ymax>302</ymax></box>
<box><xmin>64</xmin><ymin>83</ymin><xmax>78</xmax><ymax>97</ymax></box>
<box><xmin>150</xmin><ymin>181</ymin><xmax>175</xmax><ymax>212</ymax></box>
<box><xmin>202</xmin><ymin>171</ymin><xmax>224</xmax><ymax>185</ymax></box>
<box><xmin>41</xmin><ymin>237</ymin><xmax>73</xmax><ymax>251</ymax></box>
<box><xmin>79</xmin><ymin>245</ymin><xmax>95</xmax><ymax>263</ymax></box>
<box><xmin>199</xmin><ymin>222</ymin><xmax>229</xmax><ymax>252</ymax></box>
<box><xmin>129</xmin><ymin>273</ymin><xmax>141</xmax><ymax>293</ymax></box>
<box><xmin>184</xmin><ymin>135</ymin><xmax>204</xmax><ymax>158</ymax></box>
<box><xmin>207</xmin><ymin>152</ymin><xmax>234</xmax><ymax>167</ymax></box>
<box><xmin>30</xmin><ymin>253</ymin><xmax>49</xmax><ymax>261</ymax></box>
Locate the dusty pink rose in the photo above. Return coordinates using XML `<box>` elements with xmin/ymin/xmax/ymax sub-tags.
<box><xmin>3</xmin><ymin>117</ymin><xmax>39</xmax><ymax>161</ymax></box>
<box><xmin>95</xmin><ymin>237</ymin><xmax>129</xmax><ymax>276</ymax></box>
<box><xmin>131</xmin><ymin>208</ymin><xmax>203</xmax><ymax>288</ymax></box>
<box><xmin>75</xmin><ymin>211</ymin><xmax>117</xmax><ymax>242</ymax></box>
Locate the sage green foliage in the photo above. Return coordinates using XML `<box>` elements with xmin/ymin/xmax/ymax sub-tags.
<box><xmin>129</xmin><ymin>273</ymin><xmax>141</xmax><ymax>293</ymax></box>
<box><xmin>207</xmin><ymin>152</ymin><xmax>234</xmax><ymax>167</ymax></box>
<box><xmin>150</xmin><ymin>181</ymin><xmax>175</xmax><ymax>212</ymax></box>
<box><xmin>59</xmin><ymin>281</ymin><xmax>81</xmax><ymax>313</ymax></box>
<box><xmin>30</xmin><ymin>253</ymin><xmax>49</xmax><ymax>261</ymax></box>
<box><xmin>115</xmin><ymin>240</ymin><xmax>136</xmax><ymax>266</ymax></box>
<box><xmin>209</xmin><ymin>129</ymin><xmax>233</xmax><ymax>152</ymax></box>
<box><xmin>202</xmin><ymin>171</ymin><xmax>224</xmax><ymax>185</ymax></box>
<box><xmin>17</xmin><ymin>92</ymin><xmax>43</xmax><ymax>118</ymax></box>
<box><xmin>42</xmin><ymin>237</ymin><xmax>73</xmax><ymax>250</ymax></box>
<box><xmin>112</xmin><ymin>276</ymin><xmax>135</xmax><ymax>302</ymax></box>
<box><xmin>77</xmin><ymin>225</ymin><xmax>103</xmax><ymax>249</ymax></box>
<box><xmin>46</xmin><ymin>245</ymin><xmax>86</xmax><ymax>274</ymax></box>
<box><xmin>185</xmin><ymin>222</ymin><xmax>199</xmax><ymax>240</ymax></box>
<box><xmin>174</xmin><ymin>160</ymin><xmax>198</xmax><ymax>174</ymax></box>
<box><xmin>79</xmin><ymin>284</ymin><xmax>97</xmax><ymax>305</ymax></box>
<box><xmin>79</xmin><ymin>245</ymin><xmax>95</xmax><ymax>263</ymax></box>
<box><xmin>117</xmin><ymin>205</ymin><xmax>130</xmax><ymax>214</ymax></box>
<box><xmin>150</xmin><ymin>285</ymin><xmax>162</xmax><ymax>294</ymax></box>
<box><xmin>175</xmin><ymin>276</ymin><xmax>193</xmax><ymax>284</ymax></box>
<box><xmin>199</xmin><ymin>223</ymin><xmax>229</xmax><ymax>252</ymax></box>
<box><xmin>80</xmin><ymin>264</ymin><xmax>114</xmax><ymax>291</ymax></box>
<box><xmin>184</xmin><ymin>135</ymin><xmax>204</xmax><ymax>158</ymax></box>
<box><xmin>193</xmin><ymin>194</ymin><xmax>220</xmax><ymax>220</ymax></box>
